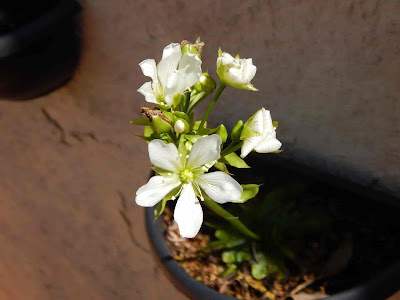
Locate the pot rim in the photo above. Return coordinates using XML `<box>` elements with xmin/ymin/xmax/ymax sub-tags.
<box><xmin>0</xmin><ymin>0</ymin><xmax>81</xmax><ymax>58</ymax></box>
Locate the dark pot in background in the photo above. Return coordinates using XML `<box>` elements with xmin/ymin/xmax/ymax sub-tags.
<box><xmin>0</xmin><ymin>0</ymin><xmax>81</xmax><ymax>100</ymax></box>
<box><xmin>145</xmin><ymin>156</ymin><xmax>400</xmax><ymax>300</ymax></box>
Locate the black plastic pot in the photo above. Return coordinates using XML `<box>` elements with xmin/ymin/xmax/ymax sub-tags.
<box><xmin>0</xmin><ymin>0</ymin><xmax>81</xmax><ymax>100</ymax></box>
<box><xmin>145</xmin><ymin>157</ymin><xmax>400</xmax><ymax>300</ymax></box>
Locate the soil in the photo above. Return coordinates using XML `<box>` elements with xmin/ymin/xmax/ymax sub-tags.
<box><xmin>162</xmin><ymin>157</ymin><xmax>400</xmax><ymax>300</ymax></box>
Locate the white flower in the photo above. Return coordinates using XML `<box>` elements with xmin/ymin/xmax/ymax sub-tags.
<box><xmin>216</xmin><ymin>51</ymin><xmax>257</xmax><ymax>91</ymax></box>
<box><xmin>136</xmin><ymin>135</ymin><xmax>243</xmax><ymax>238</ymax></box>
<box><xmin>138</xmin><ymin>43</ymin><xmax>202</xmax><ymax>106</ymax></box>
<box><xmin>240</xmin><ymin>108</ymin><xmax>282</xmax><ymax>158</ymax></box>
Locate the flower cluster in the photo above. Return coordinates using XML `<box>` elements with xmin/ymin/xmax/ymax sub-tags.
<box><xmin>133</xmin><ymin>39</ymin><xmax>282</xmax><ymax>238</ymax></box>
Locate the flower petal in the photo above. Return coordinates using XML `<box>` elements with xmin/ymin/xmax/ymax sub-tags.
<box><xmin>197</xmin><ymin>172</ymin><xmax>243</xmax><ymax>204</ymax></box>
<box><xmin>164</xmin><ymin>72</ymin><xmax>187</xmax><ymax>106</ymax></box>
<box><xmin>240</xmin><ymin>135</ymin><xmax>262</xmax><ymax>158</ymax></box>
<box><xmin>261</xmin><ymin>108</ymin><xmax>274</xmax><ymax>134</ymax></box>
<box><xmin>177</xmin><ymin>53</ymin><xmax>202</xmax><ymax>88</ymax></box>
<box><xmin>157</xmin><ymin>43</ymin><xmax>182</xmax><ymax>89</ymax></box>
<box><xmin>137</xmin><ymin>82</ymin><xmax>158</xmax><ymax>104</ymax></box>
<box><xmin>174</xmin><ymin>184</ymin><xmax>203</xmax><ymax>238</ymax></box>
<box><xmin>253</xmin><ymin>135</ymin><xmax>282</xmax><ymax>153</ymax></box>
<box><xmin>139</xmin><ymin>59</ymin><xmax>157</xmax><ymax>82</ymax></box>
<box><xmin>148</xmin><ymin>139</ymin><xmax>181</xmax><ymax>173</ymax></box>
<box><xmin>248</xmin><ymin>108</ymin><xmax>264</xmax><ymax>134</ymax></box>
<box><xmin>187</xmin><ymin>134</ymin><xmax>222</xmax><ymax>169</ymax></box>
<box><xmin>136</xmin><ymin>175</ymin><xmax>180</xmax><ymax>207</ymax></box>
<box><xmin>241</xmin><ymin>58</ymin><xmax>257</xmax><ymax>83</ymax></box>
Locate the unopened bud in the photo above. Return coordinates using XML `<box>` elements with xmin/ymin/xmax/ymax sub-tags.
<box><xmin>198</xmin><ymin>72</ymin><xmax>216</xmax><ymax>94</ymax></box>
<box><xmin>216</xmin><ymin>124</ymin><xmax>227</xmax><ymax>143</ymax></box>
<box><xmin>231</xmin><ymin>120</ymin><xmax>244</xmax><ymax>141</ymax></box>
<box><xmin>174</xmin><ymin>119</ymin><xmax>189</xmax><ymax>134</ymax></box>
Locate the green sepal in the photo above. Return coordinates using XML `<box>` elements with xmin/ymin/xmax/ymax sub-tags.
<box><xmin>216</xmin><ymin>124</ymin><xmax>228</xmax><ymax>144</ymax></box>
<box><xmin>214</xmin><ymin>162</ymin><xmax>230</xmax><ymax>174</ymax></box>
<box><xmin>240</xmin><ymin>125</ymin><xmax>258</xmax><ymax>139</ymax></box>
<box><xmin>173</xmin><ymin>118</ymin><xmax>189</xmax><ymax>134</ymax></box>
<box><xmin>178</xmin><ymin>138</ymin><xmax>189</xmax><ymax>166</ymax></box>
<box><xmin>192</xmin><ymin>120</ymin><xmax>206</xmax><ymax>131</ymax></box>
<box><xmin>174</xmin><ymin>111</ymin><xmax>189</xmax><ymax>122</ymax></box>
<box><xmin>144</xmin><ymin>126</ymin><xmax>155</xmax><ymax>137</ymax></box>
<box><xmin>184</xmin><ymin>134</ymin><xmax>202</xmax><ymax>144</ymax></box>
<box><xmin>136</xmin><ymin>135</ymin><xmax>152</xmax><ymax>141</ymax></box>
<box><xmin>271</xmin><ymin>149</ymin><xmax>283</xmax><ymax>153</ymax></box>
<box><xmin>130</xmin><ymin>117</ymin><xmax>150</xmax><ymax>126</ymax></box>
<box><xmin>197</xmin><ymin>127</ymin><xmax>217</xmax><ymax>135</ymax></box>
<box><xmin>231</xmin><ymin>120</ymin><xmax>244</xmax><ymax>141</ymax></box>
<box><xmin>220</xmin><ymin>152</ymin><xmax>250</xmax><ymax>169</ymax></box>
<box><xmin>235</xmin><ymin>53</ymin><xmax>240</xmax><ymax>59</ymax></box>
<box><xmin>218</xmin><ymin>47</ymin><xmax>222</xmax><ymax>57</ymax></box>
<box><xmin>172</xmin><ymin>93</ymin><xmax>184</xmax><ymax>107</ymax></box>
<box><xmin>154</xmin><ymin>185</ymin><xmax>182</xmax><ymax>220</ymax></box>
<box><xmin>152</xmin><ymin>166</ymin><xmax>173</xmax><ymax>176</ymax></box>
<box><xmin>237</xmin><ymin>184</ymin><xmax>261</xmax><ymax>203</ymax></box>
<box><xmin>272</xmin><ymin>121</ymin><xmax>278</xmax><ymax>128</ymax></box>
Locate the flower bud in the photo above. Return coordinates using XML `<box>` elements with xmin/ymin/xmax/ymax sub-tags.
<box><xmin>216</xmin><ymin>49</ymin><xmax>258</xmax><ymax>91</ymax></box>
<box><xmin>216</xmin><ymin>124</ymin><xmax>228</xmax><ymax>143</ymax></box>
<box><xmin>174</xmin><ymin>118</ymin><xmax>189</xmax><ymax>134</ymax></box>
<box><xmin>151</xmin><ymin>115</ymin><xmax>172</xmax><ymax>134</ymax></box>
<box><xmin>198</xmin><ymin>72</ymin><xmax>216</xmax><ymax>94</ymax></box>
<box><xmin>231</xmin><ymin>120</ymin><xmax>244</xmax><ymax>141</ymax></box>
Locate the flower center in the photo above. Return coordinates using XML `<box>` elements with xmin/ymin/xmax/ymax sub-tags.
<box><xmin>179</xmin><ymin>169</ymin><xmax>194</xmax><ymax>183</ymax></box>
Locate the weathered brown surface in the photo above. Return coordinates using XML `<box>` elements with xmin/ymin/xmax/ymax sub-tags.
<box><xmin>0</xmin><ymin>0</ymin><xmax>399</xmax><ymax>299</ymax></box>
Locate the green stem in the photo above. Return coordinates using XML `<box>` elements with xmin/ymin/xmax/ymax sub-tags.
<box><xmin>184</xmin><ymin>91</ymin><xmax>191</xmax><ymax>113</ymax></box>
<box><xmin>203</xmin><ymin>197</ymin><xmax>260</xmax><ymax>240</ymax></box>
<box><xmin>220</xmin><ymin>141</ymin><xmax>243</xmax><ymax>157</ymax></box>
<box><xmin>198</xmin><ymin>84</ymin><xmax>226</xmax><ymax>130</ymax></box>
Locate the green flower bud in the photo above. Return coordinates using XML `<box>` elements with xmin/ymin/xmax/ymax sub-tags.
<box><xmin>216</xmin><ymin>124</ymin><xmax>228</xmax><ymax>143</ymax></box>
<box><xmin>174</xmin><ymin>118</ymin><xmax>189</xmax><ymax>134</ymax></box>
<box><xmin>151</xmin><ymin>115</ymin><xmax>172</xmax><ymax>134</ymax></box>
<box><xmin>231</xmin><ymin>120</ymin><xmax>244</xmax><ymax>141</ymax></box>
<box><xmin>198</xmin><ymin>72</ymin><xmax>216</xmax><ymax>94</ymax></box>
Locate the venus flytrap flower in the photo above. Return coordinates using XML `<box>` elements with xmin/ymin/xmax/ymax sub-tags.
<box><xmin>135</xmin><ymin>135</ymin><xmax>243</xmax><ymax>238</ymax></box>
<box><xmin>240</xmin><ymin>108</ymin><xmax>282</xmax><ymax>158</ymax></box>
<box><xmin>138</xmin><ymin>43</ymin><xmax>202</xmax><ymax>107</ymax></box>
<box><xmin>217</xmin><ymin>49</ymin><xmax>257</xmax><ymax>91</ymax></box>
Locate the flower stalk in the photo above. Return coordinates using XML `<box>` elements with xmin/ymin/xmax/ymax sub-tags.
<box><xmin>198</xmin><ymin>83</ymin><xmax>226</xmax><ymax>130</ymax></box>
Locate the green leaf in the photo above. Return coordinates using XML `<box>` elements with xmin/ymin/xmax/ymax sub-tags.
<box><xmin>236</xmin><ymin>249</ymin><xmax>252</xmax><ymax>263</ymax></box>
<box><xmin>251</xmin><ymin>253</ymin><xmax>269</xmax><ymax>280</ymax></box>
<box><xmin>220</xmin><ymin>152</ymin><xmax>250</xmax><ymax>169</ymax></box>
<box><xmin>220</xmin><ymin>264</ymin><xmax>237</xmax><ymax>278</ymax></box>
<box><xmin>215</xmin><ymin>229</ymin><xmax>247</xmax><ymax>248</ymax></box>
<box><xmin>222</xmin><ymin>250</ymin><xmax>237</xmax><ymax>264</ymax></box>
<box><xmin>238</xmin><ymin>184</ymin><xmax>261</xmax><ymax>203</ymax></box>
<box><xmin>130</xmin><ymin>117</ymin><xmax>150</xmax><ymax>126</ymax></box>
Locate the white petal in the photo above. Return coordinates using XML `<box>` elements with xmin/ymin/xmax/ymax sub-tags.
<box><xmin>137</xmin><ymin>82</ymin><xmax>158</xmax><ymax>104</ymax></box>
<box><xmin>139</xmin><ymin>59</ymin><xmax>157</xmax><ymax>82</ymax></box>
<box><xmin>148</xmin><ymin>140</ymin><xmax>181</xmax><ymax>173</ymax></box>
<box><xmin>157</xmin><ymin>43</ymin><xmax>182</xmax><ymax>89</ymax></box>
<box><xmin>226</xmin><ymin>67</ymin><xmax>245</xmax><ymax>85</ymax></box>
<box><xmin>196</xmin><ymin>172</ymin><xmax>243</xmax><ymax>204</ymax></box>
<box><xmin>187</xmin><ymin>134</ymin><xmax>222</xmax><ymax>169</ymax></box>
<box><xmin>261</xmin><ymin>108</ymin><xmax>274</xmax><ymax>133</ymax></box>
<box><xmin>136</xmin><ymin>175</ymin><xmax>180</xmax><ymax>207</ymax></box>
<box><xmin>174</xmin><ymin>184</ymin><xmax>203</xmax><ymax>238</ymax></box>
<box><xmin>253</xmin><ymin>135</ymin><xmax>282</xmax><ymax>153</ymax></box>
<box><xmin>177</xmin><ymin>53</ymin><xmax>202</xmax><ymax>88</ymax></box>
<box><xmin>240</xmin><ymin>135</ymin><xmax>262</xmax><ymax>158</ymax></box>
<box><xmin>248</xmin><ymin>108</ymin><xmax>264</xmax><ymax>134</ymax></box>
<box><xmin>164</xmin><ymin>72</ymin><xmax>187</xmax><ymax>106</ymax></box>
<box><xmin>241</xmin><ymin>58</ymin><xmax>256</xmax><ymax>83</ymax></box>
